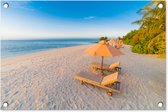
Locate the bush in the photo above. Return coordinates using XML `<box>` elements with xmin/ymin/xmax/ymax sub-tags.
<box><xmin>99</xmin><ymin>37</ymin><xmax>108</xmax><ymax>41</ymax></box>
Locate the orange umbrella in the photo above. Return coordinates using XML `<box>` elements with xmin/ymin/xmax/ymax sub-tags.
<box><xmin>116</xmin><ymin>39</ymin><xmax>123</xmax><ymax>48</ymax></box>
<box><xmin>118</xmin><ymin>39</ymin><xmax>123</xmax><ymax>46</ymax></box>
<box><xmin>108</xmin><ymin>39</ymin><xmax>116</xmax><ymax>45</ymax></box>
<box><xmin>85</xmin><ymin>40</ymin><xmax>124</xmax><ymax>74</ymax></box>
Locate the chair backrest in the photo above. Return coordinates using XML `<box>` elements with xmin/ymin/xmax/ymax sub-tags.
<box><xmin>109</xmin><ymin>61</ymin><xmax>120</xmax><ymax>69</ymax></box>
<box><xmin>101</xmin><ymin>72</ymin><xmax>118</xmax><ymax>86</ymax></box>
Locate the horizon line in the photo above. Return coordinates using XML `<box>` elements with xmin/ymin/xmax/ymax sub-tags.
<box><xmin>1</xmin><ymin>37</ymin><xmax>119</xmax><ymax>40</ymax></box>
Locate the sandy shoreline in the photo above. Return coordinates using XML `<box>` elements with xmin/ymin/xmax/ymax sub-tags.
<box><xmin>1</xmin><ymin>44</ymin><xmax>166</xmax><ymax>110</ymax></box>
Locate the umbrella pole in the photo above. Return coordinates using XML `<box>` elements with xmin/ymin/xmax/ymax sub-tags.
<box><xmin>101</xmin><ymin>56</ymin><xmax>104</xmax><ymax>75</ymax></box>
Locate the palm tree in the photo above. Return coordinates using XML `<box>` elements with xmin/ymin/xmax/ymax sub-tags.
<box><xmin>123</xmin><ymin>1</ymin><xmax>166</xmax><ymax>57</ymax></box>
<box><xmin>133</xmin><ymin>1</ymin><xmax>165</xmax><ymax>32</ymax></box>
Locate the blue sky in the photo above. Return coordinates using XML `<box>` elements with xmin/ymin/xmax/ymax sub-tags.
<box><xmin>1</xmin><ymin>1</ymin><xmax>150</xmax><ymax>39</ymax></box>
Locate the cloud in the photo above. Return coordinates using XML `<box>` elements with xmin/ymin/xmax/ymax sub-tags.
<box><xmin>8</xmin><ymin>1</ymin><xmax>35</xmax><ymax>11</ymax></box>
<box><xmin>84</xmin><ymin>16</ymin><xmax>96</xmax><ymax>20</ymax></box>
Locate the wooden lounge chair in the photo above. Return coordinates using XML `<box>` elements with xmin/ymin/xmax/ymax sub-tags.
<box><xmin>75</xmin><ymin>71</ymin><xmax>120</xmax><ymax>96</ymax></box>
<box><xmin>91</xmin><ymin>61</ymin><xmax>121</xmax><ymax>72</ymax></box>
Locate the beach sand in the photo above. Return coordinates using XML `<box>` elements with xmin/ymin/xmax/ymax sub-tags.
<box><xmin>1</xmin><ymin>45</ymin><xmax>166</xmax><ymax>110</ymax></box>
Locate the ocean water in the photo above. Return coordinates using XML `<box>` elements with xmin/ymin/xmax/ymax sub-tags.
<box><xmin>1</xmin><ymin>38</ymin><xmax>98</xmax><ymax>58</ymax></box>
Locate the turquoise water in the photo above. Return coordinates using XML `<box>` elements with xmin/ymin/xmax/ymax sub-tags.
<box><xmin>1</xmin><ymin>38</ymin><xmax>98</xmax><ymax>58</ymax></box>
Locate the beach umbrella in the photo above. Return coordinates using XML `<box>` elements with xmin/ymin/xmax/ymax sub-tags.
<box><xmin>116</xmin><ymin>39</ymin><xmax>123</xmax><ymax>48</ymax></box>
<box><xmin>85</xmin><ymin>40</ymin><xmax>124</xmax><ymax>74</ymax></box>
<box><xmin>108</xmin><ymin>39</ymin><xmax>116</xmax><ymax>46</ymax></box>
<box><xmin>118</xmin><ymin>39</ymin><xmax>123</xmax><ymax>46</ymax></box>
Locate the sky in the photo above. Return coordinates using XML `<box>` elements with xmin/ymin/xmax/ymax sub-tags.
<box><xmin>1</xmin><ymin>1</ymin><xmax>150</xmax><ymax>39</ymax></box>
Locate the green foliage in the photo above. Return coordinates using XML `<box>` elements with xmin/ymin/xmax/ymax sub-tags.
<box><xmin>117</xmin><ymin>36</ymin><xmax>121</xmax><ymax>40</ymax></box>
<box><xmin>147</xmin><ymin>31</ymin><xmax>166</xmax><ymax>54</ymax></box>
<box><xmin>99</xmin><ymin>36</ymin><xmax>108</xmax><ymax>41</ymax></box>
<box><xmin>122</xmin><ymin>1</ymin><xmax>166</xmax><ymax>58</ymax></box>
<box><xmin>123</xmin><ymin>30</ymin><xmax>138</xmax><ymax>45</ymax></box>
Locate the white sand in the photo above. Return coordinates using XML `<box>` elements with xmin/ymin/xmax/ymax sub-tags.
<box><xmin>1</xmin><ymin>45</ymin><xmax>166</xmax><ymax>110</ymax></box>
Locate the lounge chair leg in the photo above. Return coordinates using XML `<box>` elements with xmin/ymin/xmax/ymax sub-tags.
<box><xmin>116</xmin><ymin>82</ymin><xmax>120</xmax><ymax>90</ymax></box>
<box><xmin>80</xmin><ymin>81</ymin><xmax>84</xmax><ymax>85</ymax></box>
<box><xmin>106</xmin><ymin>91</ymin><xmax>113</xmax><ymax>96</ymax></box>
<box><xmin>115</xmin><ymin>67</ymin><xmax>121</xmax><ymax>72</ymax></box>
<box><xmin>118</xmin><ymin>67</ymin><xmax>121</xmax><ymax>72</ymax></box>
